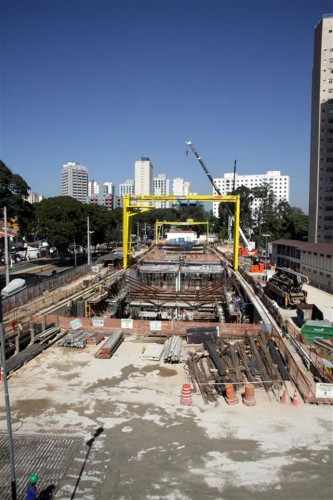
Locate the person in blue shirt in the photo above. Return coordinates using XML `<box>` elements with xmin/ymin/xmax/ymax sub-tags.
<box><xmin>26</xmin><ymin>473</ymin><xmax>39</xmax><ymax>500</ymax></box>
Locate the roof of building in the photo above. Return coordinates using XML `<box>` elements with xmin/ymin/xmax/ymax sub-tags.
<box><xmin>272</xmin><ymin>239</ymin><xmax>333</xmax><ymax>255</ymax></box>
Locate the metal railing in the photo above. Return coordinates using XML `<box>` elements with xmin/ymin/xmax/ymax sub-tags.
<box><xmin>2</xmin><ymin>264</ymin><xmax>90</xmax><ymax>314</ymax></box>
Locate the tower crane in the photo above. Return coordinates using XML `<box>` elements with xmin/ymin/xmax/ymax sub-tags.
<box><xmin>186</xmin><ymin>140</ymin><xmax>251</xmax><ymax>249</ymax></box>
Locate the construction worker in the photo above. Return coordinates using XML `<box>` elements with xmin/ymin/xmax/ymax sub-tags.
<box><xmin>26</xmin><ymin>473</ymin><xmax>39</xmax><ymax>500</ymax></box>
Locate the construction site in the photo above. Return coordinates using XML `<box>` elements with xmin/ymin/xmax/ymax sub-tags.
<box><xmin>0</xmin><ymin>185</ymin><xmax>332</xmax><ymax>499</ymax></box>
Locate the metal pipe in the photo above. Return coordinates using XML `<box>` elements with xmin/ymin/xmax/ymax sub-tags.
<box><xmin>4</xmin><ymin>206</ymin><xmax>10</xmax><ymax>286</ymax></box>
<box><xmin>0</xmin><ymin>297</ymin><xmax>17</xmax><ymax>499</ymax></box>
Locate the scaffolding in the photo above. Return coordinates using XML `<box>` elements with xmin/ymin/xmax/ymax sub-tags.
<box><xmin>154</xmin><ymin>218</ymin><xmax>209</xmax><ymax>244</ymax></box>
<box><xmin>122</xmin><ymin>194</ymin><xmax>241</xmax><ymax>270</ymax></box>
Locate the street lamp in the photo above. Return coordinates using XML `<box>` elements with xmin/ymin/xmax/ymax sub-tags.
<box><xmin>3</xmin><ymin>207</ymin><xmax>10</xmax><ymax>286</ymax></box>
<box><xmin>0</xmin><ymin>281</ymin><xmax>22</xmax><ymax>500</ymax></box>
<box><xmin>87</xmin><ymin>217</ymin><xmax>94</xmax><ymax>266</ymax></box>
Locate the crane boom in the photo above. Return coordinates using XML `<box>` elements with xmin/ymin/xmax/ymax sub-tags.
<box><xmin>186</xmin><ymin>140</ymin><xmax>250</xmax><ymax>248</ymax></box>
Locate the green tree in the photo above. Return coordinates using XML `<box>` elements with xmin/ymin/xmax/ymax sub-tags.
<box><xmin>35</xmin><ymin>196</ymin><xmax>87</xmax><ymax>253</ymax></box>
<box><xmin>216</xmin><ymin>185</ymin><xmax>254</xmax><ymax>240</ymax></box>
<box><xmin>274</xmin><ymin>202</ymin><xmax>308</xmax><ymax>241</ymax></box>
<box><xmin>252</xmin><ymin>184</ymin><xmax>277</xmax><ymax>246</ymax></box>
<box><xmin>0</xmin><ymin>160</ymin><xmax>33</xmax><ymax>236</ymax></box>
<box><xmin>34</xmin><ymin>197</ymin><xmax>122</xmax><ymax>252</ymax></box>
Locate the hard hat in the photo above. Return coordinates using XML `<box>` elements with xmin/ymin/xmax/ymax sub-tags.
<box><xmin>29</xmin><ymin>473</ymin><xmax>39</xmax><ymax>485</ymax></box>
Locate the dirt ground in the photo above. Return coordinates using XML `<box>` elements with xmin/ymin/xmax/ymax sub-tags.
<box><xmin>0</xmin><ymin>338</ymin><xmax>332</xmax><ymax>500</ymax></box>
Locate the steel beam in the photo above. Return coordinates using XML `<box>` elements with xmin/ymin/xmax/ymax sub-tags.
<box><xmin>122</xmin><ymin>194</ymin><xmax>241</xmax><ymax>270</ymax></box>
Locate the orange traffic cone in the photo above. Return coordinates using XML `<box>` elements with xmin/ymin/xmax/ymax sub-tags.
<box><xmin>181</xmin><ymin>383</ymin><xmax>192</xmax><ymax>406</ymax></box>
<box><xmin>242</xmin><ymin>384</ymin><xmax>256</xmax><ymax>406</ymax></box>
<box><xmin>225</xmin><ymin>383</ymin><xmax>239</xmax><ymax>405</ymax></box>
<box><xmin>280</xmin><ymin>388</ymin><xmax>289</xmax><ymax>404</ymax></box>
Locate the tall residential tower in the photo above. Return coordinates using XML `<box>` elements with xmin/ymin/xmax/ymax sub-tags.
<box><xmin>61</xmin><ymin>162</ymin><xmax>88</xmax><ymax>203</ymax></box>
<box><xmin>308</xmin><ymin>15</ymin><xmax>333</xmax><ymax>242</ymax></box>
<box><xmin>153</xmin><ymin>174</ymin><xmax>170</xmax><ymax>208</ymax></box>
<box><xmin>134</xmin><ymin>157</ymin><xmax>153</xmax><ymax>195</ymax></box>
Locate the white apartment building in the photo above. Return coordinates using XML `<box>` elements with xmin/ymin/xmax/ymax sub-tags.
<box><xmin>153</xmin><ymin>174</ymin><xmax>170</xmax><ymax>208</ymax></box>
<box><xmin>134</xmin><ymin>157</ymin><xmax>153</xmax><ymax>196</ymax></box>
<box><xmin>172</xmin><ymin>177</ymin><xmax>191</xmax><ymax>196</ymax></box>
<box><xmin>102</xmin><ymin>182</ymin><xmax>114</xmax><ymax>196</ymax></box>
<box><xmin>88</xmin><ymin>180</ymin><xmax>100</xmax><ymax>198</ymax></box>
<box><xmin>27</xmin><ymin>192</ymin><xmax>43</xmax><ymax>204</ymax></box>
<box><xmin>61</xmin><ymin>162</ymin><xmax>88</xmax><ymax>203</ymax></box>
<box><xmin>309</xmin><ymin>15</ymin><xmax>333</xmax><ymax>243</ymax></box>
<box><xmin>212</xmin><ymin>170</ymin><xmax>290</xmax><ymax>217</ymax></box>
<box><xmin>89</xmin><ymin>180</ymin><xmax>115</xmax><ymax>209</ymax></box>
<box><xmin>119</xmin><ymin>179</ymin><xmax>135</xmax><ymax>197</ymax></box>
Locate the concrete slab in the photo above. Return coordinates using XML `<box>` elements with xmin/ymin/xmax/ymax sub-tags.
<box><xmin>303</xmin><ymin>284</ymin><xmax>333</xmax><ymax>322</ymax></box>
<box><xmin>0</xmin><ymin>339</ymin><xmax>332</xmax><ymax>499</ymax></box>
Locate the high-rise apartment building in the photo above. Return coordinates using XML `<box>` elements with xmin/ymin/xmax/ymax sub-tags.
<box><xmin>153</xmin><ymin>174</ymin><xmax>170</xmax><ymax>208</ymax></box>
<box><xmin>212</xmin><ymin>170</ymin><xmax>290</xmax><ymax>217</ymax></box>
<box><xmin>134</xmin><ymin>157</ymin><xmax>153</xmax><ymax>196</ymax></box>
<box><xmin>61</xmin><ymin>162</ymin><xmax>88</xmax><ymax>203</ymax></box>
<box><xmin>88</xmin><ymin>180</ymin><xmax>100</xmax><ymax>198</ymax></box>
<box><xmin>89</xmin><ymin>180</ymin><xmax>115</xmax><ymax>209</ymax></box>
<box><xmin>119</xmin><ymin>179</ymin><xmax>135</xmax><ymax>197</ymax></box>
<box><xmin>308</xmin><ymin>15</ymin><xmax>333</xmax><ymax>242</ymax></box>
<box><xmin>102</xmin><ymin>182</ymin><xmax>114</xmax><ymax>196</ymax></box>
<box><xmin>172</xmin><ymin>177</ymin><xmax>191</xmax><ymax>196</ymax></box>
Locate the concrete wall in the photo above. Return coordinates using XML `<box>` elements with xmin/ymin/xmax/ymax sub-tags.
<box><xmin>44</xmin><ymin>315</ymin><xmax>262</xmax><ymax>337</ymax></box>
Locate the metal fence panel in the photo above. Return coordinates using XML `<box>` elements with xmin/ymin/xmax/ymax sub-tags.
<box><xmin>3</xmin><ymin>264</ymin><xmax>89</xmax><ymax>314</ymax></box>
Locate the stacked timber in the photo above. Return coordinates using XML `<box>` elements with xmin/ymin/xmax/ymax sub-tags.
<box><xmin>187</xmin><ymin>332</ymin><xmax>290</xmax><ymax>403</ymax></box>
<box><xmin>95</xmin><ymin>332</ymin><xmax>123</xmax><ymax>359</ymax></box>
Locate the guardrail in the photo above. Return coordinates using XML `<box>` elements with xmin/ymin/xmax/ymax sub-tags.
<box><xmin>2</xmin><ymin>264</ymin><xmax>90</xmax><ymax>314</ymax></box>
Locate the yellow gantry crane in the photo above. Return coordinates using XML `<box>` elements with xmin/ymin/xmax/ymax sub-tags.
<box><xmin>122</xmin><ymin>194</ymin><xmax>241</xmax><ymax>270</ymax></box>
<box><xmin>154</xmin><ymin>219</ymin><xmax>209</xmax><ymax>244</ymax></box>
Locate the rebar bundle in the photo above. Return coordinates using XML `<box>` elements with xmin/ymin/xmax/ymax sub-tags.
<box><xmin>61</xmin><ymin>331</ymin><xmax>89</xmax><ymax>349</ymax></box>
<box><xmin>162</xmin><ymin>336</ymin><xmax>183</xmax><ymax>363</ymax></box>
<box><xmin>95</xmin><ymin>332</ymin><xmax>123</xmax><ymax>359</ymax></box>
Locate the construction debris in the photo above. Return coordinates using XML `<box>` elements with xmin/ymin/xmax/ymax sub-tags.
<box><xmin>95</xmin><ymin>332</ymin><xmax>123</xmax><ymax>359</ymax></box>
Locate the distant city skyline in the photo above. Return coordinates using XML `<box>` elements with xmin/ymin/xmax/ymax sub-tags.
<box><xmin>3</xmin><ymin>2</ymin><xmax>333</xmax><ymax>212</ymax></box>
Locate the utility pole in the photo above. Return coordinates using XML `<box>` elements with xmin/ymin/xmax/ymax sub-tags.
<box><xmin>4</xmin><ymin>207</ymin><xmax>10</xmax><ymax>286</ymax></box>
<box><xmin>73</xmin><ymin>239</ymin><xmax>77</xmax><ymax>267</ymax></box>
<box><xmin>232</xmin><ymin>160</ymin><xmax>237</xmax><ymax>192</ymax></box>
<box><xmin>0</xmin><ymin>297</ymin><xmax>17</xmax><ymax>499</ymax></box>
<box><xmin>87</xmin><ymin>216</ymin><xmax>91</xmax><ymax>266</ymax></box>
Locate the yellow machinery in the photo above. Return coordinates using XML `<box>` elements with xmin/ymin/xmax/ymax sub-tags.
<box><xmin>122</xmin><ymin>194</ymin><xmax>240</xmax><ymax>270</ymax></box>
<box><xmin>154</xmin><ymin>219</ymin><xmax>209</xmax><ymax>244</ymax></box>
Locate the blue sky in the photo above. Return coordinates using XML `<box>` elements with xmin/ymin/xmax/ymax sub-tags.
<box><xmin>1</xmin><ymin>1</ymin><xmax>332</xmax><ymax>211</ymax></box>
